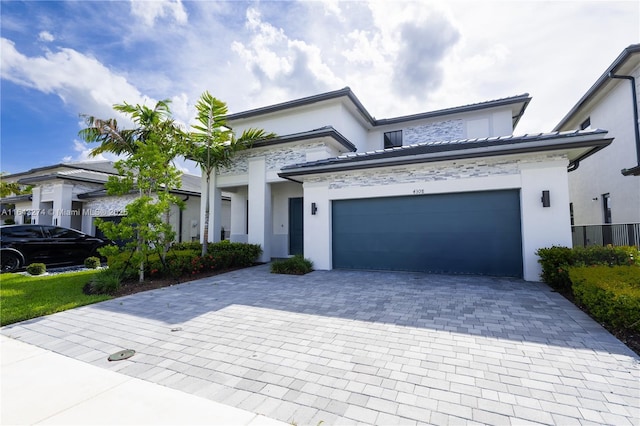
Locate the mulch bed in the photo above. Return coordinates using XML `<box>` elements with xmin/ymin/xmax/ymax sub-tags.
<box><xmin>110</xmin><ymin>268</ymin><xmax>242</xmax><ymax>298</ymax></box>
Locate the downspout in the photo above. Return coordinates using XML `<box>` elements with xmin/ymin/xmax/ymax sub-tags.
<box><xmin>609</xmin><ymin>72</ymin><xmax>640</xmax><ymax>175</ymax></box>
<box><xmin>178</xmin><ymin>195</ymin><xmax>190</xmax><ymax>243</ymax></box>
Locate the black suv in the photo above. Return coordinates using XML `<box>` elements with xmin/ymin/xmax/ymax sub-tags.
<box><xmin>0</xmin><ymin>225</ymin><xmax>111</xmax><ymax>272</ymax></box>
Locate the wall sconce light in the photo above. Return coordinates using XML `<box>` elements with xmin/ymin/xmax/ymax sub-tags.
<box><xmin>541</xmin><ymin>190</ymin><xmax>550</xmax><ymax>208</ymax></box>
<box><xmin>311</xmin><ymin>202</ymin><xmax>318</xmax><ymax>215</ymax></box>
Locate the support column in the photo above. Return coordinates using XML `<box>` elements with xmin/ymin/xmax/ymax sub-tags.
<box><xmin>248</xmin><ymin>157</ymin><xmax>271</xmax><ymax>262</ymax></box>
<box><xmin>30</xmin><ymin>187</ymin><xmax>42</xmax><ymax>225</ymax></box>
<box><xmin>303</xmin><ymin>182</ymin><xmax>331</xmax><ymax>270</ymax></box>
<box><xmin>230</xmin><ymin>188</ymin><xmax>248</xmax><ymax>243</ymax></box>
<box><xmin>200</xmin><ymin>172</ymin><xmax>222</xmax><ymax>243</ymax></box>
<box><xmin>52</xmin><ymin>183</ymin><xmax>73</xmax><ymax>228</ymax></box>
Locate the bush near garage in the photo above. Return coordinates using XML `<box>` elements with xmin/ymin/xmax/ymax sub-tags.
<box><xmin>568</xmin><ymin>266</ymin><xmax>640</xmax><ymax>332</ymax></box>
<box><xmin>536</xmin><ymin>245</ymin><xmax>639</xmax><ymax>291</ymax></box>
<box><xmin>271</xmin><ymin>254</ymin><xmax>314</xmax><ymax>275</ymax></box>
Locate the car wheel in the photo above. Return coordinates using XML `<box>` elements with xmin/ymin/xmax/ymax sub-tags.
<box><xmin>1</xmin><ymin>252</ymin><xmax>21</xmax><ymax>273</ymax></box>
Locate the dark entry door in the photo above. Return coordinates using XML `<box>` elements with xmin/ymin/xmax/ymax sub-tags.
<box><xmin>289</xmin><ymin>197</ymin><xmax>304</xmax><ymax>255</ymax></box>
<box><xmin>332</xmin><ymin>190</ymin><xmax>522</xmax><ymax>277</ymax></box>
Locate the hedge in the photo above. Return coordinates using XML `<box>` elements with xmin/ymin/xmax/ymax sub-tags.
<box><xmin>536</xmin><ymin>245</ymin><xmax>639</xmax><ymax>291</ymax></box>
<box><xmin>568</xmin><ymin>265</ymin><xmax>640</xmax><ymax>331</ymax></box>
<box><xmin>107</xmin><ymin>241</ymin><xmax>263</xmax><ymax>279</ymax></box>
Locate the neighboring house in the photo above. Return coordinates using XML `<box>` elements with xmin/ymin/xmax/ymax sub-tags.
<box><xmin>0</xmin><ymin>161</ymin><xmax>229</xmax><ymax>243</ymax></box>
<box><xmin>554</xmin><ymin>44</ymin><xmax>640</xmax><ymax>248</ymax></box>
<box><xmin>201</xmin><ymin>87</ymin><xmax>611</xmax><ymax>281</ymax></box>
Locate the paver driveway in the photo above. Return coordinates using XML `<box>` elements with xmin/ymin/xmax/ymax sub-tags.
<box><xmin>2</xmin><ymin>265</ymin><xmax>639</xmax><ymax>425</ymax></box>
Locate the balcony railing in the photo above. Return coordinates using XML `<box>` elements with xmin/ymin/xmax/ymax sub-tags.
<box><xmin>572</xmin><ymin>223</ymin><xmax>640</xmax><ymax>248</ymax></box>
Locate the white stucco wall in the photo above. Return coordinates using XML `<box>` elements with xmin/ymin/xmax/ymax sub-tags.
<box><xmin>229</xmin><ymin>100</ymin><xmax>370</xmax><ymax>152</ymax></box>
<box><xmin>567</xmin><ymin>64</ymin><xmax>640</xmax><ymax>225</ymax></box>
<box><xmin>301</xmin><ymin>154</ymin><xmax>571</xmax><ymax>281</ymax></box>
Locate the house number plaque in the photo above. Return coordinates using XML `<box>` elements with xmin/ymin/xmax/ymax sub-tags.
<box><xmin>413</xmin><ymin>189</ymin><xmax>425</xmax><ymax>195</ymax></box>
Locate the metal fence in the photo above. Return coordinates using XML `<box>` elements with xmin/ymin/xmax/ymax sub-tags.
<box><xmin>572</xmin><ymin>223</ymin><xmax>640</xmax><ymax>248</ymax></box>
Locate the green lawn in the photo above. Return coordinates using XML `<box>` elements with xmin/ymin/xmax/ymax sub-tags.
<box><xmin>0</xmin><ymin>270</ymin><xmax>112</xmax><ymax>326</ymax></box>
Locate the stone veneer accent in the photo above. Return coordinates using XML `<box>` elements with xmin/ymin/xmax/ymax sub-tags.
<box><xmin>82</xmin><ymin>193</ymin><xmax>139</xmax><ymax>216</ymax></box>
<box><xmin>403</xmin><ymin>119</ymin><xmax>464</xmax><ymax>145</ymax></box>
<box><xmin>304</xmin><ymin>154</ymin><xmax>566</xmax><ymax>189</ymax></box>
<box><xmin>219</xmin><ymin>142</ymin><xmax>326</xmax><ymax>176</ymax></box>
<box><xmin>72</xmin><ymin>183</ymin><xmax>103</xmax><ymax>196</ymax></box>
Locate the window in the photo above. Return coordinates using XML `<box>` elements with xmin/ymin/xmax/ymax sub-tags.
<box><xmin>580</xmin><ymin>117</ymin><xmax>591</xmax><ymax>130</ymax></box>
<box><xmin>45</xmin><ymin>226</ymin><xmax>84</xmax><ymax>239</ymax></box>
<box><xmin>569</xmin><ymin>203</ymin><xmax>574</xmax><ymax>226</ymax></box>
<box><xmin>0</xmin><ymin>226</ymin><xmax>43</xmax><ymax>239</ymax></box>
<box><xmin>384</xmin><ymin>130</ymin><xmax>402</xmax><ymax>149</ymax></box>
<box><xmin>602</xmin><ymin>193</ymin><xmax>612</xmax><ymax>224</ymax></box>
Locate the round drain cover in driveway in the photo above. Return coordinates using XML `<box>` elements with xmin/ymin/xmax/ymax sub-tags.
<box><xmin>108</xmin><ymin>349</ymin><xmax>135</xmax><ymax>361</ymax></box>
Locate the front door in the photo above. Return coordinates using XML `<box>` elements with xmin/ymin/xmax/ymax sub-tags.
<box><xmin>288</xmin><ymin>197</ymin><xmax>303</xmax><ymax>255</ymax></box>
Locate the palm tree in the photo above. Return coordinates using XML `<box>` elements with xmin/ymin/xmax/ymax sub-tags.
<box><xmin>79</xmin><ymin>100</ymin><xmax>174</xmax><ymax>158</ymax></box>
<box><xmin>189</xmin><ymin>91</ymin><xmax>276</xmax><ymax>256</ymax></box>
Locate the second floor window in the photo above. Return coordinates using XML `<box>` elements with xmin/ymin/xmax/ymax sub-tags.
<box><xmin>384</xmin><ymin>130</ymin><xmax>402</xmax><ymax>149</ymax></box>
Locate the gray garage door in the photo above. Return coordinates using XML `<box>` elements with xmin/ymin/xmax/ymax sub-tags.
<box><xmin>332</xmin><ymin>190</ymin><xmax>523</xmax><ymax>277</ymax></box>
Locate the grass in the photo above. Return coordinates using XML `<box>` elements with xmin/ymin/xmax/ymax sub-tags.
<box><xmin>0</xmin><ymin>270</ymin><xmax>112</xmax><ymax>326</ymax></box>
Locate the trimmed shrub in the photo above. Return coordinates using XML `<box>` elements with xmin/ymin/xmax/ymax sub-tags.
<box><xmin>84</xmin><ymin>268</ymin><xmax>121</xmax><ymax>295</ymax></box>
<box><xmin>106</xmin><ymin>250</ymin><xmax>140</xmax><ymax>281</ymax></box>
<box><xmin>536</xmin><ymin>245</ymin><xmax>639</xmax><ymax>290</ymax></box>
<box><xmin>160</xmin><ymin>250</ymin><xmax>199</xmax><ymax>279</ymax></box>
<box><xmin>171</xmin><ymin>241</ymin><xmax>202</xmax><ymax>252</ymax></box>
<box><xmin>26</xmin><ymin>263</ymin><xmax>46</xmax><ymax>275</ymax></box>
<box><xmin>568</xmin><ymin>265</ymin><xmax>640</xmax><ymax>331</ymax></box>
<box><xmin>207</xmin><ymin>241</ymin><xmax>263</xmax><ymax>268</ymax></box>
<box><xmin>536</xmin><ymin>246</ymin><xmax>574</xmax><ymax>290</ymax></box>
<box><xmin>84</xmin><ymin>256</ymin><xmax>101</xmax><ymax>269</ymax></box>
<box><xmin>271</xmin><ymin>255</ymin><xmax>314</xmax><ymax>275</ymax></box>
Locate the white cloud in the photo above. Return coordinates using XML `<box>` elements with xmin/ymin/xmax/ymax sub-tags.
<box><xmin>231</xmin><ymin>7</ymin><xmax>342</xmax><ymax>98</ymax></box>
<box><xmin>1</xmin><ymin>37</ymin><xmax>148</xmax><ymax>123</ymax></box>
<box><xmin>38</xmin><ymin>31</ymin><xmax>54</xmax><ymax>42</ymax></box>
<box><xmin>129</xmin><ymin>0</ymin><xmax>188</xmax><ymax>27</ymax></box>
<box><xmin>62</xmin><ymin>140</ymin><xmax>115</xmax><ymax>163</ymax></box>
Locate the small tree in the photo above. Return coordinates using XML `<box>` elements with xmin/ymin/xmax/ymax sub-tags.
<box><xmin>188</xmin><ymin>91</ymin><xmax>275</xmax><ymax>256</ymax></box>
<box><xmin>81</xmin><ymin>100</ymin><xmax>186</xmax><ymax>282</ymax></box>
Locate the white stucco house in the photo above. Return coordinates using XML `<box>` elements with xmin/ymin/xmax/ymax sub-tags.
<box><xmin>554</xmin><ymin>44</ymin><xmax>640</xmax><ymax>248</ymax></box>
<box><xmin>1</xmin><ymin>161</ymin><xmax>230</xmax><ymax>243</ymax></box>
<box><xmin>201</xmin><ymin>87</ymin><xmax>612</xmax><ymax>281</ymax></box>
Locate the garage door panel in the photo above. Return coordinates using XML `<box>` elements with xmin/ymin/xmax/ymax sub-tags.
<box><xmin>332</xmin><ymin>190</ymin><xmax>522</xmax><ymax>277</ymax></box>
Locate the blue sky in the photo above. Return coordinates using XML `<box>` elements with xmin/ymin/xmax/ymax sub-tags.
<box><xmin>1</xmin><ymin>0</ymin><xmax>638</xmax><ymax>175</ymax></box>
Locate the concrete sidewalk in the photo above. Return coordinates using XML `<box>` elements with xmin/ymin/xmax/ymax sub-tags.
<box><xmin>1</xmin><ymin>335</ymin><xmax>286</xmax><ymax>425</ymax></box>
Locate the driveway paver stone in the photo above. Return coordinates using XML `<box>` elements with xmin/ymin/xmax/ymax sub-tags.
<box><xmin>2</xmin><ymin>265</ymin><xmax>639</xmax><ymax>425</ymax></box>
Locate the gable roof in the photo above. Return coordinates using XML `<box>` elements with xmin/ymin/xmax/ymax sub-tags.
<box><xmin>225</xmin><ymin>87</ymin><xmax>531</xmax><ymax>129</ymax></box>
<box><xmin>279</xmin><ymin>129</ymin><xmax>612</xmax><ymax>179</ymax></box>
<box><xmin>554</xmin><ymin>44</ymin><xmax>640</xmax><ymax>131</ymax></box>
